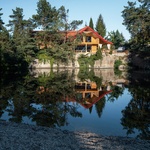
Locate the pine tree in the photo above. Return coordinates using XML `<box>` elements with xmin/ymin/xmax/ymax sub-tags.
<box><xmin>32</xmin><ymin>0</ymin><xmax>83</xmax><ymax>65</ymax></box>
<box><xmin>95</xmin><ymin>14</ymin><xmax>106</xmax><ymax>37</ymax></box>
<box><xmin>7</xmin><ymin>7</ymin><xmax>37</xmax><ymax>63</ymax></box>
<box><xmin>32</xmin><ymin>0</ymin><xmax>59</xmax><ymax>30</ymax></box>
<box><xmin>89</xmin><ymin>17</ymin><xmax>94</xmax><ymax>29</ymax></box>
<box><xmin>0</xmin><ymin>8</ymin><xmax>4</xmax><ymax>31</ymax></box>
<box><xmin>0</xmin><ymin>8</ymin><xmax>9</xmax><ymax>67</ymax></box>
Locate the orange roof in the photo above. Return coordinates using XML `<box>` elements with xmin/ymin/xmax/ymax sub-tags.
<box><xmin>66</xmin><ymin>26</ymin><xmax>113</xmax><ymax>45</ymax></box>
<box><xmin>63</xmin><ymin>90</ymin><xmax>112</xmax><ymax>109</ymax></box>
<box><xmin>80</xmin><ymin>90</ymin><xmax>112</xmax><ymax>109</ymax></box>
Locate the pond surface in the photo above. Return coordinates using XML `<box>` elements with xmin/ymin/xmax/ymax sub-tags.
<box><xmin>0</xmin><ymin>69</ymin><xmax>149</xmax><ymax>140</ymax></box>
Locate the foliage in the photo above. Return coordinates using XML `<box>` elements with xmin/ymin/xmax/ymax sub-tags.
<box><xmin>1</xmin><ymin>8</ymin><xmax>28</xmax><ymax>71</ymax></box>
<box><xmin>7</xmin><ymin>7</ymin><xmax>37</xmax><ymax>63</ymax></box>
<box><xmin>121</xmin><ymin>71</ymin><xmax>150</xmax><ymax>139</ymax></box>
<box><xmin>0</xmin><ymin>70</ymin><xmax>82</xmax><ymax>127</ymax></box>
<box><xmin>95</xmin><ymin>14</ymin><xmax>106</xmax><ymax>37</ymax></box>
<box><xmin>32</xmin><ymin>0</ymin><xmax>83</xmax><ymax>65</ymax></box>
<box><xmin>95</xmin><ymin>47</ymin><xmax>103</xmax><ymax>60</ymax></box>
<box><xmin>107</xmin><ymin>30</ymin><xmax>125</xmax><ymax>49</ymax></box>
<box><xmin>114</xmin><ymin>69</ymin><xmax>123</xmax><ymax>77</ymax></box>
<box><xmin>37</xmin><ymin>50</ymin><xmax>51</xmax><ymax>64</ymax></box>
<box><xmin>32</xmin><ymin>0</ymin><xmax>59</xmax><ymax>30</ymax></box>
<box><xmin>77</xmin><ymin>69</ymin><xmax>103</xmax><ymax>88</ymax></box>
<box><xmin>107</xmin><ymin>85</ymin><xmax>124</xmax><ymax>102</ymax></box>
<box><xmin>78</xmin><ymin>48</ymin><xmax>103</xmax><ymax>68</ymax></box>
<box><xmin>1</xmin><ymin>0</ymin><xmax>83</xmax><ymax>71</ymax></box>
<box><xmin>78</xmin><ymin>54</ymin><xmax>89</xmax><ymax>69</ymax></box>
<box><xmin>95</xmin><ymin>97</ymin><xmax>106</xmax><ymax>118</ymax></box>
<box><xmin>122</xmin><ymin>0</ymin><xmax>150</xmax><ymax>69</ymax></box>
<box><xmin>114</xmin><ymin>59</ymin><xmax>122</xmax><ymax>69</ymax></box>
<box><xmin>89</xmin><ymin>17</ymin><xmax>94</xmax><ymax>29</ymax></box>
<box><xmin>122</xmin><ymin>0</ymin><xmax>150</xmax><ymax>53</ymax></box>
<box><xmin>0</xmin><ymin>8</ymin><xmax>4</xmax><ymax>30</ymax></box>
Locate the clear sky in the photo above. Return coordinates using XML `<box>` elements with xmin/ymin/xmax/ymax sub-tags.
<box><xmin>0</xmin><ymin>0</ymin><xmax>135</xmax><ymax>40</ymax></box>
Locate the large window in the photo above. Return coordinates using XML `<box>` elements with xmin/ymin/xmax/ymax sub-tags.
<box><xmin>87</xmin><ymin>45</ymin><xmax>91</xmax><ymax>52</ymax></box>
<box><xmin>86</xmin><ymin>36</ymin><xmax>91</xmax><ymax>42</ymax></box>
<box><xmin>75</xmin><ymin>45</ymin><xmax>86</xmax><ymax>52</ymax></box>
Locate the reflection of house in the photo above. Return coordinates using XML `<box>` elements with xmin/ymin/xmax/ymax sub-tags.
<box><xmin>36</xmin><ymin>80</ymin><xmax>112</xmax><ymax>109</ymax></box>
<box><xmin>74</xmin><ymin>81</ymin><xmax>112</xmax><ymax>109</ymax></box>
<box><xmin>80</xmin><ymin>91</ymin><xmax>112</xmax><ymax>109</ymax></box>
<box><xmin>75</xmin><ymin>82</ymin><xmax>98</xmax><ymax>98</ymax></box>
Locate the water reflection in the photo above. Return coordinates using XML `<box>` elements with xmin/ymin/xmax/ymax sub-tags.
<box><xmin>0</xmin><ymin>69</ymin><xmax>149</xmax><ymax>140</ymax></box>
<box><xmin>121</xmin><ymin>71</ymin><xmax>150</xmax><ymax>140</ymax></box>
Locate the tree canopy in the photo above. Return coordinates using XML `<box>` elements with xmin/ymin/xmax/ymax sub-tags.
<box><xmin>122</xmin><ymin>0</ymin><xmax>150</xmax><ymax>51</ymax></box>
<box><xmin>0</xmin><ymin>0</ymin><xmax>83</xmax><ymax>70</ymax></box>
<box><xmin>107</xmin><ymin>30</ymin><xmax>125</xmax><ymax>49</ymax></box>
<box><xmin>31</xmin><ymin>0</ymin><xmax>83</xmax><ymax>65</ymax></box>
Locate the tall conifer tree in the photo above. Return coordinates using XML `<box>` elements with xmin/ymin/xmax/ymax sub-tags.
<box><xmin>7</xmin><ymin>7</ymin><xmax>37</xmax><ymax>63</ymax></box>
<box><xmin>89</xmin><ymin>17</ymin><xmax>94</xmax><ymax>29</ymax></box>
<box><xmin>95</xmin><ymin>14</ymin><xmax>106</xmax><ymax>37</ymax></box>
<box><xmin>32</xmin><ymin>0</ymin><xmax>83</xmax><ymax>65</ymax></box>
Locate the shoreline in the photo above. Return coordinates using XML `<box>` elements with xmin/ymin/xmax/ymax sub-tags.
<box><xmin>0</xmin><ymin>121</ymin><xmax>149</xmax><ymax>150</ymax></box>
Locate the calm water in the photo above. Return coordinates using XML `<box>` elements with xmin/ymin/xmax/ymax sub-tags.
<box><xmin>0</xmin><ymin>69</ymin><xmax>149</xmax><ymax>140</ymax></box>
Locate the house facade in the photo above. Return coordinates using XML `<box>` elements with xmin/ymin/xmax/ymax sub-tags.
<box><xmin>66</xmin><ymin>26</ymin><xmax>113</xmax><ymax>54</ymax></box>
<box><xmin>30</xmin><ymin>26</ymin><xmax>114</xmax><ymax>68</ymax></box>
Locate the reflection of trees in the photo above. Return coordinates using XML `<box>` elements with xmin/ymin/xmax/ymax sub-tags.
<box><xmin>78</xmin><ymin>69</ymin><xmax>103</xmax><ymax>88</ymax></box>
<box><xmin>95</xmin><ymin>97</ymin><xmax>106</xmax><ymax>118</ymax></box>
<box><xmin>31</xmin><ymin>102</ymin><xmax>82</xmax><ymax>127</ymax></box>
<box><xmin>0</xmin><ymin>72</ymin><xmax>30</xmax><ymax>121</ymax></box>
<box><xmin>121</xmin><ymin>73</ymin><xmax>150</xmax><ymax>140</ymax></box>
<box><xmin>31</xmin><ymin>71</ymin><xmax>82</xmax><ymax>127</ymax></box>
<box><xmin>0</xmin><ymin>71</ymin><xmax>82</xmax><ymax>127</ymax></box>
<box><xmin>0</xmin><ymin>99</ymin><xmax>9</xmax><ymax>117</ymax></box>
<box><xmin>107</xmin><ymin>85</ymin><xmax>124</xmax><ymax>102</ymax></box>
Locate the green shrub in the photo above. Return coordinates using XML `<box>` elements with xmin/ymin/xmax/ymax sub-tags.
<box><xmin>114</xmin><ymin>59</ymin><xmax>122</xmax><ymax>69</ymax></box>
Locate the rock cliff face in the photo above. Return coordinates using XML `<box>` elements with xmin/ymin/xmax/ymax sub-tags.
<box><xmin>94</xmin><ymin>55</ymin><xmax>114</xmax><ymax>68</ymax></box>
<box><xmin>29</xmin><ymin>52</ymin><xmax>128</xmax><ymax>69</ymax></box>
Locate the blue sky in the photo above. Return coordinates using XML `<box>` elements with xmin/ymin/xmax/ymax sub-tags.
<box><xmin>0</xmin><ymin>0</ymin><xmax>135</xmax><ymax>40</ymax></box>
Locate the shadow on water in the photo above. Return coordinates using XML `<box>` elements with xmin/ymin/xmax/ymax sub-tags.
<box><xmin>0</xmin><ymin>69</ymin><xmax>149</xmax><ymax>140</ymax></box>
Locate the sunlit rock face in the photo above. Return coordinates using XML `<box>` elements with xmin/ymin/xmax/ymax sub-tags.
<box><xmin>94</xmin><ymin>55</ymin><xmax>114</xmax><ymax>69</ymax></box>
<box><xmin>29</xmin><ymin>52</ymin><xmax>128</xmax><ymax>69</ymax></box>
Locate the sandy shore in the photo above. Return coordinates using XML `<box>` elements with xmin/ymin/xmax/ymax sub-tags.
<box><xmin>0</xmin><ymin>121</ymin><xmax>149</xmax><ymax>150</ymax></box>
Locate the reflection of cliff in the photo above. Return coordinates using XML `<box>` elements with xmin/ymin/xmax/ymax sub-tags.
<box><xmin>33</xmin><ymin>69</ymin><xmax>128</xmax><ymax>109</ymax></box>
<box><xmin>30</xmin><ymin>68</ymin><xmax>128</xmax><ymax>85</ymax></box>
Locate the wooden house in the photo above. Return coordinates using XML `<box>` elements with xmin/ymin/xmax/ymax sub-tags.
<box><xmin>66</xmin><ymin>26</ymin><xmax>113</xmax><ymax>54</ymax></box>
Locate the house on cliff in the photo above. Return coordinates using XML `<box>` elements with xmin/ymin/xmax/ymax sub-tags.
<box><xmin>30</xmin><ymin>26</ymin><xmax>113</xmax><ymax>68</ymax></box>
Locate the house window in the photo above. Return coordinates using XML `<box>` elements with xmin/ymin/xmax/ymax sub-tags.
<box><xmin>86</xmin><ymin>36</ymin><xmax>91</xmax><ymax>42</ymax></box>
<box><xmin>87</xmin><ymin>46</ymin><xmax>91</xmax><ymax>52</ymax></box>
<box><xmin>75</xmin><ymin>45</ymin><xmax>86</xmax><ymax>52</ymax></box>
